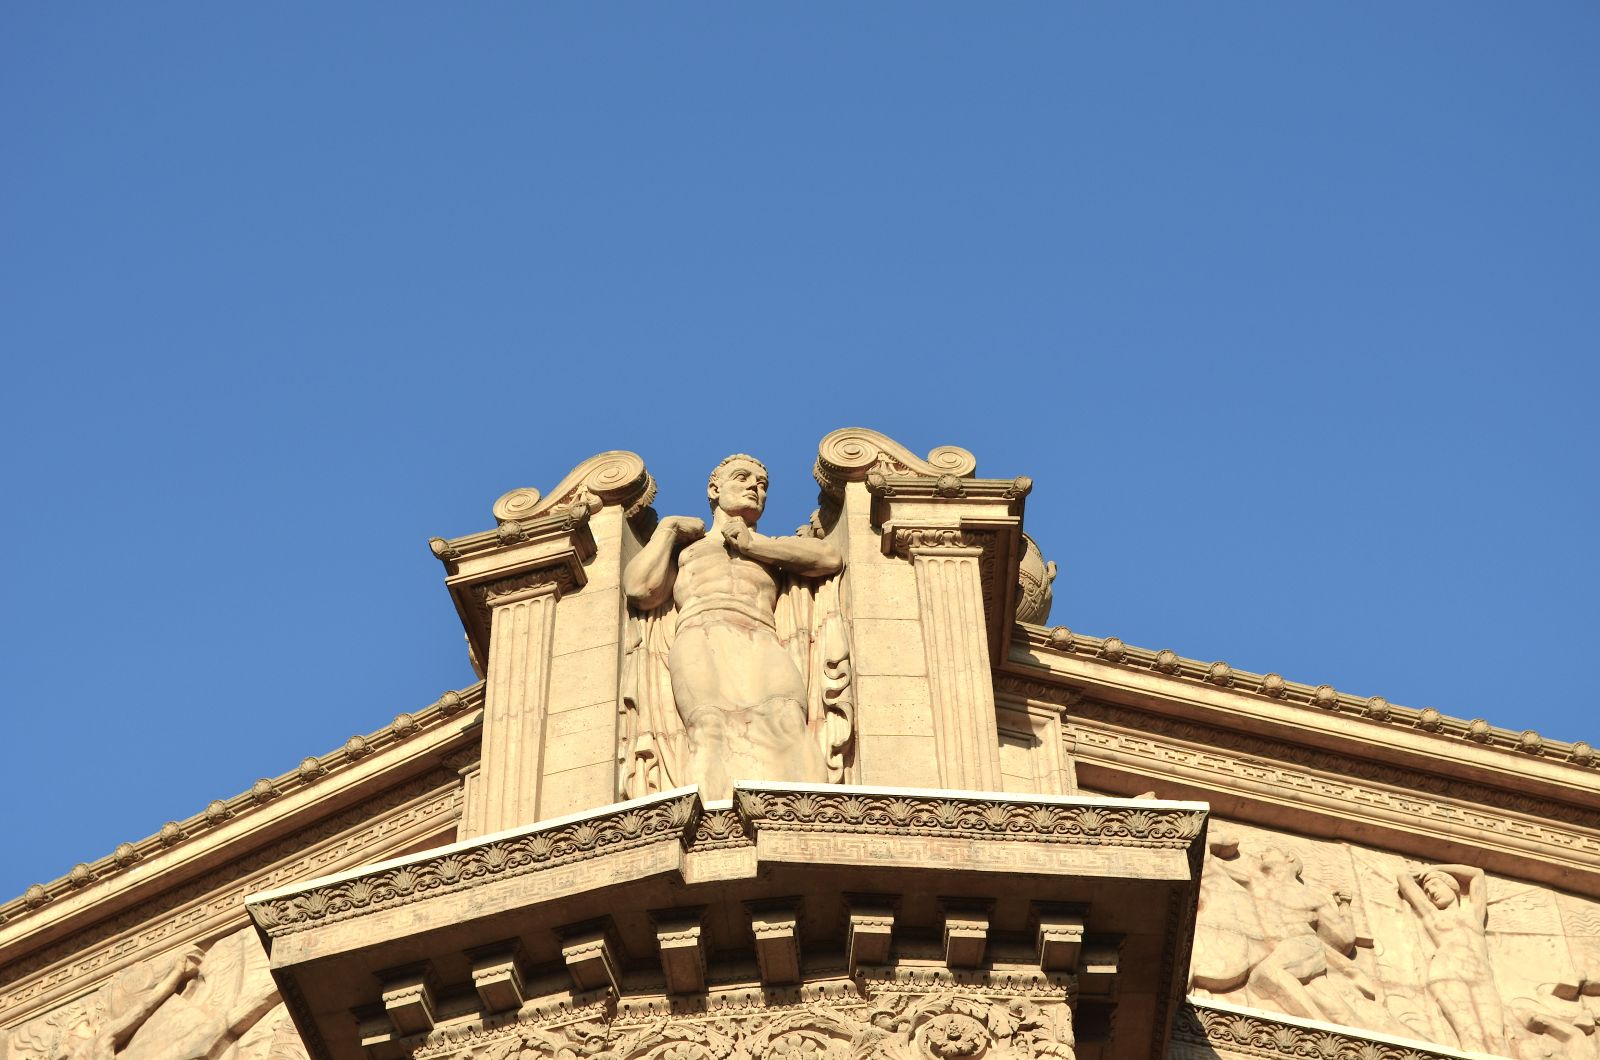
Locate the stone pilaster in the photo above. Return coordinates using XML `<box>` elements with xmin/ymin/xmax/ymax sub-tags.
<box><xmin>471</xmin><ymin>578</ymin><xmax>561</xmax><ymax>835</ymax></box>
<box><xmin>431</xmin><ymin>450</ymin><xmax>656</xmax><ymax>836</ymax></box>
<box><xmin>894</xmin><ymin>527</ymin><xmax>1003</xmax><ymax>791</ymax></box>
<box><xmin>810</xmin><ymin>429</ymin><xmax>1030</xmax><ymax>791</ymax></box>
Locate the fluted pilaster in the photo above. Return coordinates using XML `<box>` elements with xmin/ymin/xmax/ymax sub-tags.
<box><xmin>464</xmin><ymin>579</ymin><xmax>560</xmax><ymax>836</ymax></box>
<box><xmin>898</xmin><ymin>529</ymin><xmax>1003</xmax><ymax>791</ymax></box>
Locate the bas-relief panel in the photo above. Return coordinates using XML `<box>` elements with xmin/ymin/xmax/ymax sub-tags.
<box><xmin>1190</xmin><ymin>817</ymin><xmax>1600</xmax><ymax>1060</ymax></box>
<box><xmin>2</xmin><ymin>926</ymin><xmax>303</xmax><ymax>1060</ymax></box>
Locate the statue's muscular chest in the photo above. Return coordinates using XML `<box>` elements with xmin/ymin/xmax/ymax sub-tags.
<box><xmin>676</xmin><ymin>536</ymin><xmax>777</xmax><ymax>598</ymax></box>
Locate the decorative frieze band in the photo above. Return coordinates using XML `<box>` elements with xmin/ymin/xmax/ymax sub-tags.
<box><xmin>734</xmin><ymin>787</ymin><xmax>1205</xmax><ymax>849</ymax></box>
<box><xmin>1173</xmin><ymin>999</ymin><xmax>1468</xmax><ymax>1060</ymax></box>
<box><xmin>250</xmin><ymin>791</ymin><xmax>700</xmax><ymax>938</ymax></box>
<box><xmin>1055</xmin><ymin>690</ymin><xmax>1600</xmax><ymax>853</ymax></box>
<box><xmin>249</xmin><ymin>785</ymin><xmax>1206</xmax><ymax>946</ymax></box>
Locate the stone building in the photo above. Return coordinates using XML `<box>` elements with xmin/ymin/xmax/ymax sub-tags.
<box><xmin>3</xmin><ymin>427</ymin><xmax>1596</xmax><ymax>1060</ymax></box>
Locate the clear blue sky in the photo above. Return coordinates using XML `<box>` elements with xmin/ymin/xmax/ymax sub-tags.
<box><xmin>2</xmin><ymin>6</ymin><xmax>1596</xmax><ymax>901</ymax></box>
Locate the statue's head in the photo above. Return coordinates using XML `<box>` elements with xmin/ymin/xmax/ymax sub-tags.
<box><xmin>1421</xmin><ymin>870</ymin><xmax>1461</xmax><ymax>908</ymax></box>
<box><xmin>707</xmin><ymin>454</ymin><xmax>769</xmax><ymax>523</ymax></box>
<box><xmin>1258</xmin><ymin>848</ymin><xmax>1303</xmax><ymax>879</ymax></box>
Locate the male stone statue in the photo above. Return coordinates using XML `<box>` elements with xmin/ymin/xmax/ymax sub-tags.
<box><xmin>622</xmin><ymin>454</ymin><xmax>844</xmax><ymax>800</ymax></box>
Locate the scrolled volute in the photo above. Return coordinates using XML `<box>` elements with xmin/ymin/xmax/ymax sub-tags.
<box><xmin>492</xmin><ymin>450</ymin><xmax>656</xmax><ymax>525</ymax></box>
<box><xmin>815</xmin><ymin>428</ymin><xmax>978</xmax><ymax>499</ymax></box>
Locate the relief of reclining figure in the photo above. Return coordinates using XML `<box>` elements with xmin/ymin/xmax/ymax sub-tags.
<box><xmin>1191</xmin><ymin>831</ymin><xmax>1401</xmax><ymax>1035</ymax></box>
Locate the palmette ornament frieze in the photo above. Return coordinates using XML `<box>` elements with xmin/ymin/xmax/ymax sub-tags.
<box><xmin>250</xmin><ymin>792</ymin><xmax>698</xmax><ymax>937</ymax></box>
<box><xmin>734</xmin><ymin>789</ymin><xmax>1203</xmax><ymax>848</ymax></box>
<box><xmin>1172</xmin><ymin>1002</ymin><xmax>1462</xmax><ymax>1060</ymax></box>
<box><xmin>408</xmin><ymin>984</ymin><xmax>1073</xmax><ymax>1060</ymax></box>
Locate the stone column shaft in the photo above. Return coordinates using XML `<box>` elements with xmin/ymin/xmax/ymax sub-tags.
<box><xmin>908</xmin><ymin>540</ymin><xmax>1002</xmax><ymax>791</ymax></box>
<box><xmin>471</xmin><ymin>583</ymin><xmax>559</xmax><ymax>835</ymax></box>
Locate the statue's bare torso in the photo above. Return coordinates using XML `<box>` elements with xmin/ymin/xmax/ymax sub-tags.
<box><xmin>621</xmin><ymin>456</ymin><xmax>843</xmax><ymax>800</ymax></box>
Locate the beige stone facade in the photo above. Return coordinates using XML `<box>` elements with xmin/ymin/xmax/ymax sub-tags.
<box><xmin>3</xmin><ymin>428</ymin><xmax>1594</xmax><ymax>1060</ymax></box>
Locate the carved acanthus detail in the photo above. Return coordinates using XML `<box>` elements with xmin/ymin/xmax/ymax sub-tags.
<box><xmin>886</xmin><ymin>527</ymin><xmax>987</xmax><ymax>558</ymax></box>
<box><xmin>405</xmin><ymin>984</ymin><xmax>1073</xmax><ymax>1060</ymax></box>
<box><xmin>475</xmin><ymin>565</ymin><xmax>579</xmax><ymax>608</ymax></box>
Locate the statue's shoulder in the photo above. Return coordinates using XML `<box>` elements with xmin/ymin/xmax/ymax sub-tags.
<box><xmin>679</xmin><ymin>534</ymin><xmax>723</xmax><ymax>562</ymax></box>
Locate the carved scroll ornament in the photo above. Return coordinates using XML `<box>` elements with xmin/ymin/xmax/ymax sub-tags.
<box><xmin>814</xmin><ymin>428</ymin><xmax>977</xmax><ymax>500</ymax></box>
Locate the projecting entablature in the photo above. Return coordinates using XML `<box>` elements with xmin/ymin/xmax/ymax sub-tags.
<box><xmin>247</xmin><ymin>784</ymin><xmax>1207</xmax><ymax>1060</ymax></box>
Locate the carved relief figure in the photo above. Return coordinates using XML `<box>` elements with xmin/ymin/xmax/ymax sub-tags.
<box><xmin>5</xmin><ymin>927</ymin><xmax>304</xmax><ymax>1060</ymax></box>
<box><xmin>620</xmin><ymin>454</ymin><xmax>852</xmax><ymax>801</ymax></box>
<box><xmin>1193</xmin><ymin>832</ymin><xmax>1396</xmax><ymax>1032</ymax></box>
<box><xmin>1398</xmin><ymin>864</ymin><xmax>1510</xmax><ymax>1056</ymax></box>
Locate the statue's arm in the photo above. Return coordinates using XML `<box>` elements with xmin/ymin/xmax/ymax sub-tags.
<box><xmin>738</xmin><ymin>532</ymin><xmax>843</xmax><ymax>578</ymax></box>
<box><xmin>624</xmin><ymin>517</ymin><xmax>703</xmax><ymax>610</ymax></box>
<box><xmin>1435</xmin><ymin>864</ymin><xmax>1489</xmax><ymax>925</ymax></box>
<box><xmin>1316</xmin><ymin>894</ymin><xmax>1358</xmax><ymax>952</ymax></box>
<box><xmin>1396</xmin><ymin>870</ymin><xmax>1428</xmax><ymax>915</ymax></box>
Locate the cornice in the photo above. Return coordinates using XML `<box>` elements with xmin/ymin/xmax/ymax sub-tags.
<box><xmin>1003</xmin><ymin>625</ymin><xmax>1600</xmax><ymax>890</ymax></box>
<box><xmin>0</xmin><ymin>682</ymin><xmax>484</xmax><ymax>945</ymax></box>
<box><xmin>1012</xmin><ymin>622</ymin><xmax>1598</xmax><ymax>780</ymax></box>
<box><xmin>248</xmin><ymin>783</ymin><xmax>1207</xmax><ymax>942</ymax></box>
<box><xmin>428</xmin><ymin>506</ymin><xmax>596</xmax><ymax>575</ymax></box>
